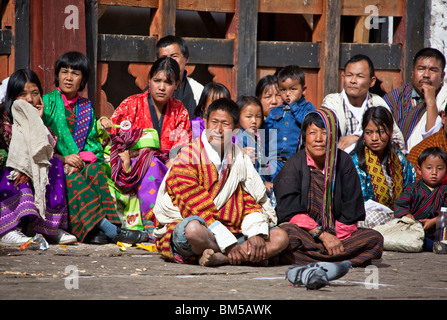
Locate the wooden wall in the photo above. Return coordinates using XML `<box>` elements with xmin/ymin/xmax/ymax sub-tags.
<box><xmin>1</xmin><ymin>0</ymin><xmax>426</xmax><ymax>118</ymax></box>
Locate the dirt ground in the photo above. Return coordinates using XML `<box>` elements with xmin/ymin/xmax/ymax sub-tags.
<box><xmin>1</xmin><ymin>241</ymin><xmax>447</xmax><ymax>306</ymax></box>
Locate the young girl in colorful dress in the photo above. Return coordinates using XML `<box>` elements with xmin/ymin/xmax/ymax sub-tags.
<box><xmin>42</xmin><ymin>51</ymin><xmax>147</xmax><ymax>244</ymax></box>
<box><xmin>0</xmin><ymin>69</ymin><xmax>76</xmax><ymax>246</ymax></box>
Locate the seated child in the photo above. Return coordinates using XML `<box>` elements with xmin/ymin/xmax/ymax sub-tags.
<box><xmin>394</xmin><ymin>147</ymin><xmax>447</xmax><ymax>252</ymax></box>
<box><xmin>264</xmin><ymin>65</ymin><xmax>315</xmax><ymax>183</ymax></box>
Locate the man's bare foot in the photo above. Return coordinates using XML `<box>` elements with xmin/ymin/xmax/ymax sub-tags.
<box><xmin>199</xmin><ymin>249</ymin><xmax>227</xmax><ymax>267</ymax></box>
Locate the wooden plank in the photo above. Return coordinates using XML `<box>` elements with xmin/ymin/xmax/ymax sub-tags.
<box><xmin>257</xmin><ymin>41</ymin><xmax>319</xmax><ymax>68</ymax></box>
<box><xmin>235</xmin><ymin>0</ymin><xmax>258</xmax><ymax>96</ymax></box>
<box><xmin>258</xmin><ymin>0</ymin><xmax>323</xmax><ymax>15</ymax></box>
<box><xmin>150</xmin><ymin>0</ymin><xmax>176</xmax><ymax>38</ymax></box>
<box><xmin>184</xmin><ymin>37</ymin><xmax>234</xmax><ymax>65</ymax></box>
<box><xmin>0</xmin><ymin>29</ymin><xmax>12</xmax><ymax>54</ymax></box>
<box><xmin>322</xmin><ymin>0</ymin><xmax>341</xmax><ymax>98</ymax></box>
<box><xmin>98</xmin><ymin>34</ymin><xmax>234</xmax><ymax>65</ymax></box>
<box><xmin>339</xmin><ymin>43</ymin><xmax>402</xmax><ymax>70</ymax></box>
<box><xmin>98</xmin><ymin>34</ymin><xmax>157</xmax><ymax>62</ymax></box>
<box><xmin>98</xmin><ymin>0</ymin><xmax>158</xmax><ymax>8</ymax></box>
<box><xmin>353</xmin><ymin>16</ymin><xmax>369</xmax><ymax>43</ymax></box>
<box><xmin>341</xmin><ymin>0</ymin><xmax>404</xmax><ymax>17</ymax></box>
<box><xmin>404</xmin><ymin>0</ymin><xmax>425</xmax><ymax>83</ymax></box>
<box><xmin>177</xmin><ymin>0</ymin><xmax>234</xmax><ymax>12</ymax></box>
<box><xmin>85</xmin><ymin>0</ymin><xmax>98</xmax><ymax>108</ymax></box>
<box><xmin>98</xmin><ymin>0</ymin><xmax>236</xmax><ymax>12</ymax></box>
<box><xmin>14</xmin><ymin>0</ymin><xmax>29</xmax><ymax>70</ymax></box>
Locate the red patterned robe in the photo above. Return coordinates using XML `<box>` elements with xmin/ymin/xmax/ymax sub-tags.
<box><xmin>149</xmin><ymin>138</ymin><xmax>264</xmax><ymax>262</ymax></box>
<box><xmin>110</xmin><ymin>90</ymin><xmax>191</xmax><ymax>152</ymax></box>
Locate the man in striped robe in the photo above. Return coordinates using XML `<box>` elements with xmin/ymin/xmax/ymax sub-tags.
<box><xmin>407</xmin><ymin>104</ymin><xmax>447</xmax><ymax>184</ymax></box>
<box><xmin>150</xmin><ymin>98</ymin><xmax>289</xmax><ymax>266</ymax></box>
<box><xmin>383</xmin><ymin>48</ymin><xmax>447</xmax><ymax>152</ymax></box>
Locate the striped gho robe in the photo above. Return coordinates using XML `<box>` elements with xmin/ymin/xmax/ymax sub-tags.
<box><xmin>149</xmin><ymin>135</ymin><xmax>277</xmax><ymax>262</ymax></box>
<box><xmin>394</xmin><ymin>180</ymin><xmax>447</xmax><ymax>237</ymax></box>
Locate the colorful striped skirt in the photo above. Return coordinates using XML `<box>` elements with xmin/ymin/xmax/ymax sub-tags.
<box><xmin>66</xmin><ymin>162</ymin><xmax>119</xmax><ymax>242</ymax></box>
<box><xmin>0</xmin><ymin>157</ymin><xmax>68</xmax><ymax>237</ymax></box>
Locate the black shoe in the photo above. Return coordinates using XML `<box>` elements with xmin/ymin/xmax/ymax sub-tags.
<box><xmin>86</xmin><ymin>230</ymin><xmax>111</xmax><ymax>245</ymax></box>
<box><xmin>113</xmin><ymin>227</ymin><xmax>149</xmax><ymax>245</ymax></box>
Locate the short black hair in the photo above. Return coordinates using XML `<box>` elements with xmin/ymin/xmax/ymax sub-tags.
<box><xmin>300</xmin><ymin>110</ymin><xmax>341</xmax><ymax>148</ymax></box>
<box><xmin>418</xmin><ymin>146</ymin><xmax>447</xmax><ymax>166</ymax></box>
<box><xmin>277</xmin><ymin>65</ymin><xmax>305</xmax><ymax>86</ymax></box>
<box><xmin>149</xmin><ymin>56</ymin><xmax>180</xmax><ymax>84</ymax></box>
<box><xmin>206</xmin><ymin>97</ymin><xmax>239</xmax><ymax>126</ymax></box>
<box><xmin>156</xmin><ymin>35</ymin><xmax>189</xmax><ymax>59</ymax></box>
<box><xmin>54</xmin><ymin>51</ymin><xmax>90</xmax><ymax>91</ymax></box>
<box><xmin>413</xmin><ymin>47</ymin><xmax>446</xmax><ymax>71</ymax></box>
<box><xmin>344</xmin><ymin>54</ymin><xmax>375</xmax><ymax>78</ymax></box>
<box><xmin>255</xmin><ymin>74</ymin><xmax>278</xmax><ymax>98</ymax></box>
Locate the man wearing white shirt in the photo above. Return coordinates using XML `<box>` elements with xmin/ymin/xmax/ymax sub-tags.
<box><xmin>322</xmin><ymin>54</ymin><xmax>405</xmax><ymax>153</ymax></box>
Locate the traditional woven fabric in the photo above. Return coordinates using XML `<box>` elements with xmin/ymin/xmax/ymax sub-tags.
<box><xmin>43</xmin><ymin>89</ymin><xmax>105</xmax><ymax>164</ymax></box>
<box><xmin>1</xmin><ymin>157</ymin><xmax>68</xmax><ymax>237</ymax></box>
<box><xmin>309</xmin><ymin>108</ymin><xmax>339</xmax><ymax>234</ymax></box>
<box><xmin>279</xmin><ymin>222</ymin><xmax>384</xmax><ymax>267</ymax></box>
<box><xmin>383</xmin><ymin>83</ymin><xmax>426</xmax><ymax>147</ymax></box>
<box><xmin>72</xmin><ymin>98</ymin><xmax>92</xmax><ymax>152</ymax></box>
<box><xmin>394</xmin><ymin>180</ymin><xmax>447</xmax><ymax>237</ymax></box>
<box><xmin>307</xmin><ymin>168</ymin><xmax>325</xmax><ymax>225</ymax></box>
<box><xmin>66</xmin><ymin>162</ymin><xmax>119</xmax><ymax>241</ymax></box>
<box><xmin>110</xmin><ymin>128</ymin><xmax>156</xmax><ymax>188</ymax></box>
<box><xmin>364</xmin><ymin>147</ymin><xmax>403</xmax><ymax>209</ymax></box>
<box><xmin>109</xmin><ymin>90</ymin><xmax>191</xmax><ymax>153</ymax></box>
<box><xmin>149</xmin><ymin>138</ymin><xmax>265</xmax><ymax>262</ymax></box>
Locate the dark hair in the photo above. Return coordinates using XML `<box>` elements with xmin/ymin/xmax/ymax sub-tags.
<box><xmin>418</xmin><ymin>147</ymin><xmax>447</xmax><ymax>166</ymax></box>
<box><xmin>54</xmin><ymin>51</ymin><xmax>90</xmax><ymax>91</ymax></box>
<box><xmin>354</xmin><ymin>106</ymin><xmax>394</xmax><ymax>173</ymax></box>
<box><xmin>194</xmin><ymin>82</ymin><xmax>231</xmax><ymax>118</ymax></box>
<box><xmin>413</xmin><ymin>47</ymin><xmax>446</xmax><ymax>71</ymax></box>
<box><xmin>3</xmin><ymin>69</ymin><xmax>43</xmax><ymax>122</ymax></box>
<box><xmin>300</xmin><ymin>112</ymin><xmax>326</xmax><ymax>147</ymax></box>
<box><xmin>149</xmin><ymin>56</ymin><xmax>180</xmax><ymax>84</ymax></box>
<box><xmin>156</xmin><ymin>35</ymin><xmax>189</xmax><ymax>59</ymax></box>
<box><xmin>277</xmin><ymin>65</ymin><xmax>305</xmax><ymax>86</ymax></box>
<box><xmin>344</xmin><ymin>54</ymin><xmax>375</xmax><ymax>78</ymax></box>
<box><xmin>206</xmin><ymin>97</ymin><xmax>239</xmax><ymax>126</ymax></box>
<box><xmin>255</xmin><ymin>74</ymin><xmax>278</xmax><ymax>98</ymax></box>
<box><xmin>236</xmin><ymin>95</ymin><xmax>264</xmax><ymax>127</ymax></box>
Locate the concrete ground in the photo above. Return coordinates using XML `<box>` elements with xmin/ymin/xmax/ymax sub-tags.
<box><xmin>1</xmin><ymin>242</ymin><xmax>446</xmax><ymax>306</ymax></box>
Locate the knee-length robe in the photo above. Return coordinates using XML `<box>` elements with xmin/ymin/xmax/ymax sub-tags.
<box><xmin>149</xmin><ymin>135</ymin><xmax>277</xmax><ymax>263</ymax></box>
<box><xmin>275</xmin><ymin>149</ymin><xmax>384</xmax><ymax>267</ymax></box>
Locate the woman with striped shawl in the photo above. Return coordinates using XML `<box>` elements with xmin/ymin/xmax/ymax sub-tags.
<box><xmin>275</xmin><ymin>108</ymin><xmax>384</xmax><ymax>267</ymax></box>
